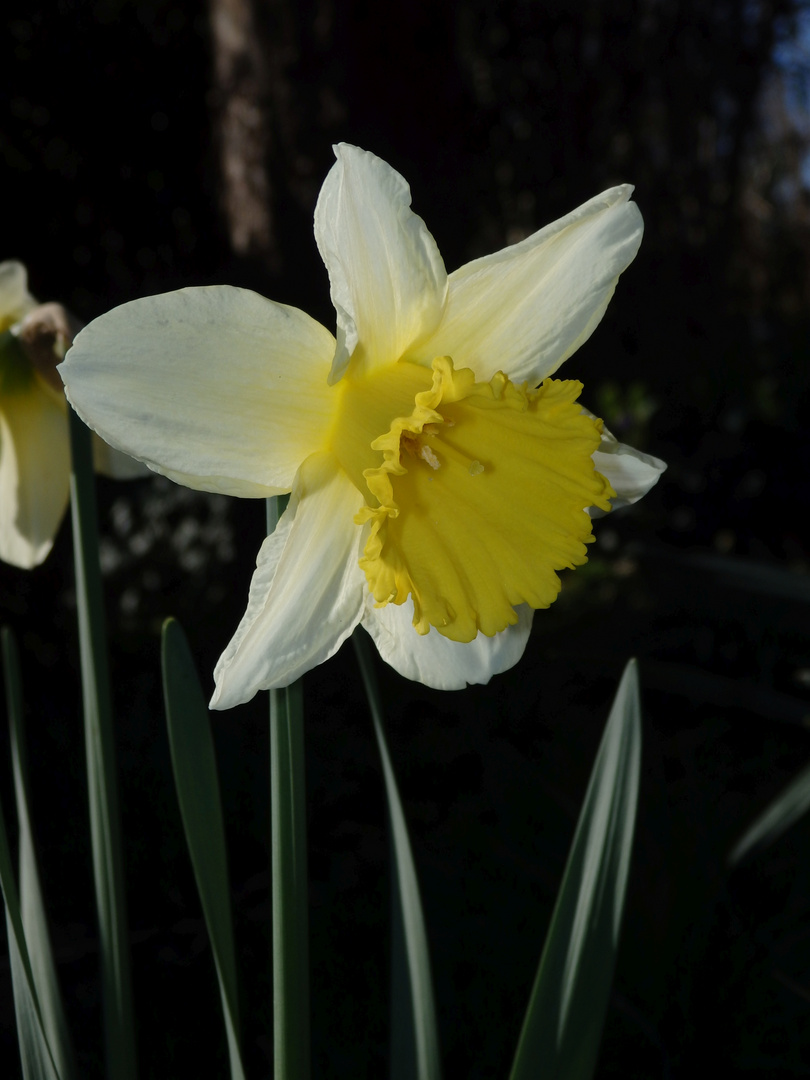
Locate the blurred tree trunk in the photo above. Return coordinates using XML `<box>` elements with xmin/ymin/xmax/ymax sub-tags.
<box><xmin>207</xmin><ymin>0</ymin><xmax>338</xmax><ymax>285</ymax></box>
<box><xmin>207</xmin><ymin>0</ymin><xmax>291</xmax><ymax>271</ymax></box>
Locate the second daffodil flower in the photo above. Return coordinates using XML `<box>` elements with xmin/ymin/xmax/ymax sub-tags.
<box><xmin>0</xmin><ymin>260</ymin><xmax>144</xmax><ymax>569</ymax></box>
<box><xmin>60</xmin><ymin>144</ymin><xmax>665</xmax><ymax>706</ymax></box>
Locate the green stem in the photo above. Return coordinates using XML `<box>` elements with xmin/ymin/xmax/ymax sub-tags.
<box><xmin>68</xmin><ymin>407</ymin><xmax>137</xmax><ymax>1080</ymax></box>
<box><xmin>266</xmin><ymin>496</ymin><xmax>309</xmax><ymax>1080</ymax></box>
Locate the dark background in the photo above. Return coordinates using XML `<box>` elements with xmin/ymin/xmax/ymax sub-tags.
<box><xmin>2</xmin><ymin>1</ymin><xmax>810</xmax><ymax>1076</ymax></box>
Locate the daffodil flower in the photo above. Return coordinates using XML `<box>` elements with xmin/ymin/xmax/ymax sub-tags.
<box><xmin>60</xmin><ymin>145</ymin><xmax>664</xmax><ymax>705</ymax></box>
<box><xmin>0</xmin><ymin>260</ymin><xmax>145</xmax><ymax>569</ymax></box>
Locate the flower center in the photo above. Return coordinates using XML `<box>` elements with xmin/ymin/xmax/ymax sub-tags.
<box><xmin>329</xmin><ymin>357</ymin><xmax>614</xmax><ymax>642</ymax></box>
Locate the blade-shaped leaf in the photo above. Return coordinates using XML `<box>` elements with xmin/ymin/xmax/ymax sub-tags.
<box><xmin>3</xmin><ymin>628</ymin><xmax>76</xmax><ymax>1080</ymax></box>
<box><xmin>353</xmin><ymin>630</ymin><xmax>442</xmax><ymax>1080</ymax></box>
<box><xmin>68</xmin><ymin>407</ymin><xmax>137</xmax><ymax>1080</ymax></box>
<box><xmin>4</xmin><ymin>906</ymin><xmax>61</xmax><ymax>1080</ymax></box>
<box><xmin>161</xmin><ymin>618</ymin><xmax>246</xmax><ymax>1080</ymax></box>
<box><xmin>638</xmin><ymin>546</ymin><xmax>810</xmax><ymax>604</ymax></box>
<box><xmin>510</xmin><ymin>658</ymin><xmax>642</xmax><ymax>1080</ymax></box>
<box><xmin>0</xmin><ymin>658</ymin><xmax>61</xmax><ymax>1079</ymax></box>
<box><xmin>728</xmin><ymin>756</ymin><xmax>810</xmax><ymax>866</ymax></box>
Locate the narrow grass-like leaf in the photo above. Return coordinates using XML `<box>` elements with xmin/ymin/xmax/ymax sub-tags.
<box><xmin>0</xmin><ymin>652</ymin><xmax>62</xmax><ymax>1079</ymax></box>
<box><xmin>4</xmin><ymin>907</ymin><xmax>62</xmax><ymax>1080</ymax></box>
<box><xmin>269</xmin><ymin>679</ymin><xmax>310</xmax><ymax>1080</ymax></box>
<box><xmin>68</xmin><ymin>407</ymin><xmax>137</xmax><ymax>1080</ymax></box>
<box><xmin>509</xmin><ymin>658</ymin><xmax>642</xmax><ymax>1080</ymax></box>
<box><xmin>161</xmin><ymin>618</ymin><xmax>246</xmax><ymax>1080</ymax></box>
<box><xmin>353</xmin><ymin>630</ymin><xmax>442</xmax><ymax>1080</ymax></box>
<box><xmin>728</xmin><ymin>756</ymin><xmax>810</xmax><ymax>866</ymax></box>
<box><xmin>3</xmin><ymin>628</ymin><xmax>76</xmax><ymax>1080</ymax></box>
<box><xmin>636</xmin><ymin>546</ymin><xmax>810</xmax><ymax>604</ymax></box>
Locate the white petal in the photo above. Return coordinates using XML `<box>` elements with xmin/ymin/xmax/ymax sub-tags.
<box><xmin>592</xmin><ymin>425</ymin><xmax>666</xmax><ymax>514</ymax></box>
<box><xmin>211</xmin><ymin>453</ymin><xmax>367</xmax><ymax>708</ymax></box>
<box><xmin>60</xmin><ymin>286</ymin><xmax>336</xmax><ymax>497</ymax></box>
<box><xmin>362</xmin><ymin>596</ymin><xmax>534</xmax><ymax>690</ymax></box>
<box><xmin>0</xmin><ymin>379</ymin><xmax>69</xmax><ymax>569</ymax></box>
<box><xmin>314</xmin><ymin>144</ymin><xmax>448</xmax><ymax>383</ymax></box>
<box><xmin>0</xmin><ymin>261</ymin><xmax>37</xmax><ymax>330</ymax></box>
<box><xmin>406</xmin><ymin>187</ymin><xmax>643</xmax><ymax>385</ymax></box>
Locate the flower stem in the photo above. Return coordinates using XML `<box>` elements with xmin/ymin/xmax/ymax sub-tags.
<box><xmin>68</xmin><ymin>407</ymin><xmax>138</xmax><ymax>1080</ymax></box>
<box><xmin>267</xmin><ymin>496</ymin><xmax>309</xmax><ymax>1080</ymax></box>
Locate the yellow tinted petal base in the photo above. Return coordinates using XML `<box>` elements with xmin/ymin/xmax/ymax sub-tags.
<box><xmin>346</xmin><ymin>357</ymin><xmax>614</xmax><ymax>642</ymax></box>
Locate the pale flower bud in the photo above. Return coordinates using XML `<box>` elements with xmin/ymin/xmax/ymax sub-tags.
<box><xmin>17</xmin><ymin>302</ymin><xmax>83</xmax><ymax>392</ymax></box>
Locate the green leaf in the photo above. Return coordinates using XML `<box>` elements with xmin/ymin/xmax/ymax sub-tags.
<box><xmin>640</xmin><ymin>547</ymin><xmax>810</xmax><ymax>605</ymax></box>
<box><xmin>0</xmin><ymin>633</ymin><xmax>63</xmax><ymax>1080</ymax></box>
<box><xmin>68</xmin><ymin>407</ymin><xmax>137</xmax><ymax>1080</ymax></box>
<box><xmin>269</xmin><ymin>680</ymin><xmax>310</xmax><ymax>1080</ymax></box>
<box><xmin>509</xmin><ymin>659</ymin><xmax>642</xmax><ymax>1080</ymax></box>
<box><xmin>728</xmin><ymin>756</ymin><xmax>810</xmax><ymax>865</ymax></box>
<box><xmin>161</xmin><ymin>619</ymin><xmax>246</xmax><ymax>1080</ymax></box>
<box><xmin>4</xmin><ymin>907</ymin><xmax>62</xmax><ymax>1080</ymax></box>
<box><xmin>353</xmin><ymin>630</ymin><xmax>442</xmax><ymax>1080</ymax></box>
<box><xmin>3</xmin><ymin>629</ymin><xmax>76</xmax><ymax>1080</ymax></box>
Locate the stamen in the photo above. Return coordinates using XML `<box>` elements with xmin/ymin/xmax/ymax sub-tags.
<box><xmin>400</xmin><ymin>419</ymin><xmax>447</xmax><ymax>471</ymax></box>
<box><xmin>420</xmin><ymin>445</ymin><xmax>440</xmax><ymax>470</ymax></box>
<box><xmin>423</xmin><ymin>433</ymin><xmax>481</xmax><ymax>474</ymax></box>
